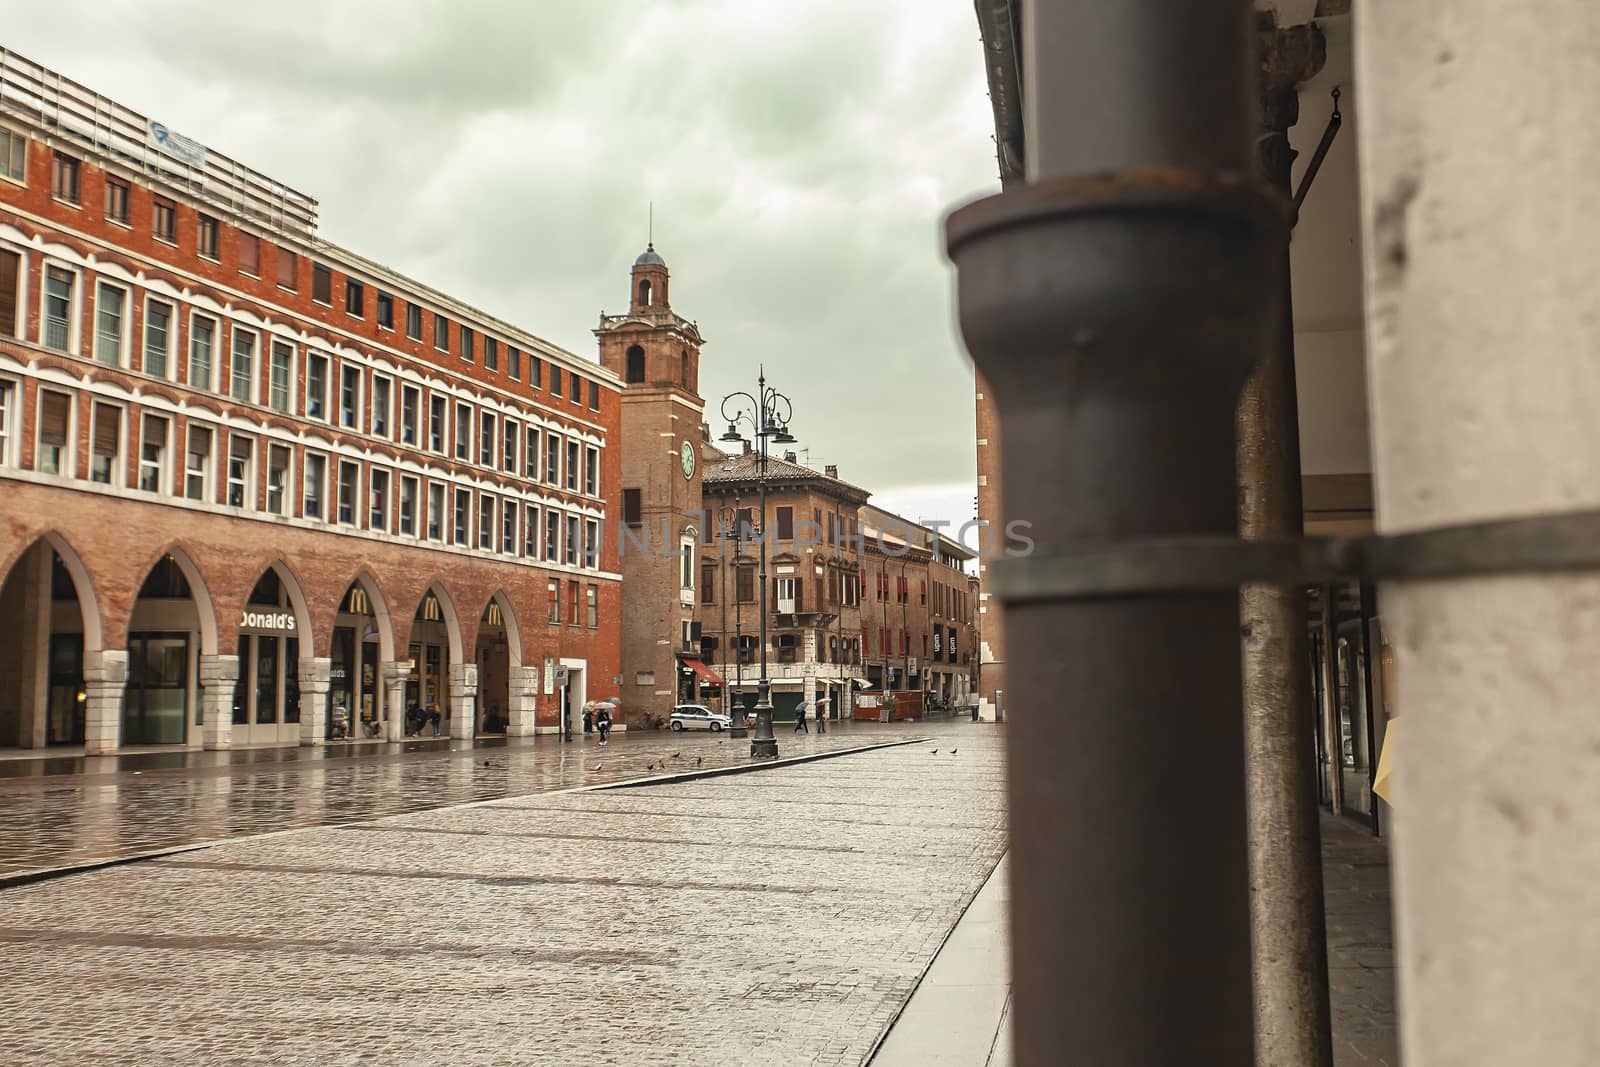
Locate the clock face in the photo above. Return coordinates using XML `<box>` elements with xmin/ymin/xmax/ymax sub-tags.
<box><xmin>681</xmin><ymin>440</ymin><xmax>696</xmax><ymax>479</ymax></box>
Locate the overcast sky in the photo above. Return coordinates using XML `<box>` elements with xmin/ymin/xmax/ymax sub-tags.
<box><xmin>2</xmin><ymin>0</ymin><xmax>997</xmax><ymax>526</ymax></box>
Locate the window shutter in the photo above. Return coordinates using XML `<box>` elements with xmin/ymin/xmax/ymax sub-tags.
<box><xmin>0</xmin><ymin>249</ymin><xmax>18</xmax><ymax>336</ymax></box>
<box><xmin>40</xmin><ymin>392</ymin><xmax>69</xmax><ymax>445</ymax></box>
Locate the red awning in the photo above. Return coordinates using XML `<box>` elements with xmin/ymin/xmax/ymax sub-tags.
<box><xmin>681</xmin><ymin>657</ymin><xmax>725</xmax><ymax>686</ymax></box>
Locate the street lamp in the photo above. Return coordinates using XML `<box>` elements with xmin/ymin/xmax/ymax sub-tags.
<box><xmin>717</xmin><ymin>499</ymin><xmax>747</xmax><ymax>737</ymax></box>
<box><xmin>720</xmin><ymin>366</ymin><xmax>795</xmax><ymax>760</ymax></box>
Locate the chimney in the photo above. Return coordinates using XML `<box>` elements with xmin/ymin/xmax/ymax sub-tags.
<box><xmin>783</xmin><ymin>451</ymin><xmax>798</xmax><ymax>463</ymax></box>
<box><xmin>824</xmin><ymin>464</ymin><xmax>838</xmax><ymax>479</ymax></box>
<box><xmin>742</xmin><ymin>439</ymin><xmax>752</xmax><ymax>456</ymax></box>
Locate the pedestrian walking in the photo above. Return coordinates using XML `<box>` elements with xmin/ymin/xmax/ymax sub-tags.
<box><xmin>597</xmin><ymin>705</ymin><xmax>612</xmax><ymax>745</ymax></box>
<box><xmin>427</xmin><ymin>703</ymin><xmax>442</xmax><ymax>736</ymax></box>
<box><xmin>816</xmin><ymin>700</ymin><xmax>826</xmax><ymax>734</ymax></box>
<box><xmin>794</xmin><ymin>701</ymin><xmax>810</xmax><ymax>733</ymax></box>
<box><xmin>331</xmin><ymin>702</ymin><xmax>350</xmax><ymax>740</ymax></box>
<box><xmin>583</xmin><ymin>706</ymin><xmax>594</xmax><ymax>734</ymax></box>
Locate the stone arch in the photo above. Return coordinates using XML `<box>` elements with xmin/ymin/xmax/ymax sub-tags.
<box><xmin>136</xmin><ymin>543</ymin><xmax>220</xmax><ymax>656</ymax></box>
<box><xmin>345</xmin><ymin>569</ymin><xmax>396</xmax><ymax>663</ymax></box>
<box><xmin>249</xmin><ymin>559</ymin><xmax>315</xmax><ymax>648</ymax></box>
<box><xmin>483</xmin><ymin>588</ymin><xmax>524</xmax><ymax>670</ymax></box>
<box><xmin>418</xmin><ymin>581</ymin><xmax>465</xmax><ymax>663</ymax></box>
<box><xmin>625</xmin><ymin>344</ymin><xmax>645</xmax><ymax>383</ymax></box>
<box><xmin>0</xmin><ymin>531</ymin><xmax>106</xmax><ymax>654</ymax></box>
<box><xmin>638</xmin><ymin>278</ymin><xmax>653</xmax><ymax>307</ymax></box>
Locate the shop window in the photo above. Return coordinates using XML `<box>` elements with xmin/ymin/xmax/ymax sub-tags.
<box><xmin>231</xmin><ymin>328</ymin><xmax>257</xmax><ymax>403</ymax></box>
<box><xmin>90</xmin><ymin>402</ymin><xmax>121</xmax><ymax>485</ymax></box>
<box><xmin>585</xmin><ymin>446</ymin><xmax>599</xmax><ymax>495</ymax></box>
<box><xmin>586</xmin><ymin>584</ymin><xmax>598</xmax><ymax>629</ymax></box>
<box><xmin>184</xmin><ymin>425</ymin><xmax>212</xmax><ymax>500</ymax></box>
<box><xmin>479</xmin><ymin>494</ymin><xmax>495</xmax><ymax>550</ymax></box>
<box><xmin>43</xmin><ymin>266</ymin><xmax>73</xmax><ymax>352</ymax></box>
<box><xmin>269</xmin><ymin>341</ymin><xmax>294</xmax><ymax>413</ymax></box>
<box><xmin>144</xmin><ymin>299</ymin><xmax>173</xmax><ymax>378</ymax></box>
<box><xmin>189</xmin><ymin>314</ymin><xmax>216</xmax><ymax>391</ymax></box>
<box><xmin>453</xmin><ymin>488</ymin><xmax>470</xmax><ymax>545</ymax></box>
<box><xmin>94</xmin><ymin>282</ymin><xmax>126</xmax><ymax>365</ymax></box>
<box><xmin>37</xmin><ymin>391</ymin><xmax>68</xmax><ymax>475</ymax></box>
<box><xmin>369</xmin><ymin>467</ymin><xmax>390</xmax><ymax>531</ymax></box>
<box><xmin>139</xmin><ymin>414</ymin><xmax>168</xmax><ymax>493</ymax></box>
<box><xmin>304</xmin><ymin>452</ymin><xmax>327</xmax><ymax>519</ymax></box>
<box><xmin>227</xmin><ymin>435</ymin><xmax>255</xmax><ymax>508</ymax></box>
<box><xmin>340</xmin><ymin>364</ymin><xmax>362</xmax><ymax>429</ymax></box>
<box><xmin>306</xmin><ymin>353</ymin><xmax>329</xmax><ymax>421</ymax></box>
<box><xmin>401</xmin><ymin>385</ymin><xmax>419</xmax><ymax>446</ymax></box>
<box><xmin>399</xmin><ymin>475</ymin><xmax>418</xmax><ymax>536</ymax></box>
<box><xmin>372</xmin><ymin>375</ymin><xmax>391</xmax><ymax>437</ymax></box>
<box><xmin>337</xmin><ymin>460</ymin><xmax>358</xmax><ymax>525</ymax></box>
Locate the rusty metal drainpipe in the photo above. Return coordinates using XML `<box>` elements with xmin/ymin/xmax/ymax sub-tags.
<box><xmin>1238</xmin><ymin>18</ymin><xmax>1335</xmax><ymax>1067</ymax></box>
<box><xmin>944</xmin><ymin>3</ymin><xmax>1282</xmax><ymax>1063</ymax></box>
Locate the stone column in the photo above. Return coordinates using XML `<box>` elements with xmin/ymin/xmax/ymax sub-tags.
<box><xmin>199</xmin><ymin>654</ymin><xmax>239</xmax><ymax>750</ymax></box>
<box><xmin>1356</xmin><ymin>5</ymin><xmax>1600</xmax><ymax>1062</ymax></box>
<box><xmin>448</xmin><ymin>662</ymin><xmax>477</xmax><ymax>740</ymax></box>
<box><xmin>383</xmin><ymin>661</ymin><xmax>412</xmax><ymax>742</ymax></box>
<box><xmin>81</xmin><ymin>648</ymin><xmax>129</xmax><ymax>756</ymax></box>
<box><xmin>16</xmin><ymin>542</ymin><xmax>51</xmax><ymax>748</ymax></box>
<box><xmin>508</xmin><ymin>664</ymin><xmax>538</xmax><ymax>737</ymax></box>
<box><xmin>1238</xmin><ymin>15</ymin><xmax>1334</xmax><ymax>1067</ymax></box>
<box><xmin>297</xmin><ymin>656</ymin><xmax>331</xmax><ymax>746</ymax></box>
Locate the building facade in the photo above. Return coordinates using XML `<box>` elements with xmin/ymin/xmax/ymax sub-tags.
<box><xmin>596</xmin><ymin>245</ymin><xmax>706</xmax><ymax>728</ymax></box>
<box><xmin>0</xmin><ymin>48</ymin><xmax>621</xmax><ymax>753</ymax></box>
<box><xmin>973</xmin><ymin>371</ymin><xmax>1007</xmax><ymax>719</ymax></box>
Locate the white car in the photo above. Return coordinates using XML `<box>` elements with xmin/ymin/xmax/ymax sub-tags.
<box><xmin>671</xmin><ymin>704</ymin><xmax>732</xmax><ymax>732</ymax></box>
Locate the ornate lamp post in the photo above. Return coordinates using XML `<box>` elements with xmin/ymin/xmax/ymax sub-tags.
<box><xmin>717</xmin><ymin>499</ymin><xmax>747</xmax><ymax>737</ymax></box>
<box><xmin>719</xmin><ymin>367</ymin><xmax>795</xmax><ymax>760</ymax></box>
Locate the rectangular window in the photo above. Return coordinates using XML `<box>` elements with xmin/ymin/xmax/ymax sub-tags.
<box><xmin>503</xmin><ymin>421</ymin><xmax>519</xmax><ymax>472</ymax></box>
<box><xmin>566</xmin><ymin>581</ymin><xmax>580</xmax><ymax>626</ymax></box>
<box><xmin>371</xmin><ymin>376</ymin><xmax>391</xmax><ymax>437</ymax></box>
<box><xmin>485</xmin><ymin>337</ymin><xmax>498</xmax><ymax>371</ymax></box>
<box><xmin>585</xmin><ymin>446</ymin><xmax>598</xmax><ymax>495</ymax></box>
<box><xmin>569</xmin><ymin>372</ymin><xmax>582</xmax><ymax>404</ymax></box>
<box><xmin>565</xmin><ymin>440</ymin><xmax>579</xmax><ymax>490</ymax></box>
<box><xmin>737</xmin><ymin>565</ymin><xmax>754</xmax><ymax>604</ymax></box>
<box><xmin>337</xmin><ymin>461</ymin><xmax>359</xmax><ymax>524</ymax></box>
<box><xmin>313</xmin><ymin>264</ymin><xmax>332</xmax><ymax>305</ymax></box>
<box><xmin>461</xmin><ymin>326</ymin><xmax>475</xmax><ymax>363</ymax></box>
<box><xmin>152</xmin><ymin>198</ymin><xmax>176</xmax><ymax>243</ymax></box>
<box><xmin>184</xmin><ymin>425</ymin><xmax>212</xmax><ymax>500</ymax></box>
<box><xmin>0</xmin><ymin>248</ymin><xmax>17</xmax><ymax>337</ymax></box>
<box><xmin>266</xmin><ymin>444</ymin><xmax>290</xmax><ymax>516</ymax></box>
<box><xmin>94</xmin><ymin>282</ymin><xmax>125</xmax><ymax>365</ymax></box>
<box><xmin>304</xmin><ymin>452</ymin><xmax>326</xmax><ymax>519</ymax></box>
<box><xmin>139</xmin><ymin>414</ymin><xmax>168</xmax><ymax>493</ymax></box>
<box><xmin>37</xmin><ymin>390</ymin><xmax>70</xmax><ymax>475</ymax></box>
<box><xmin>306</xmin><ymin>353</ymin><xmax>328</xmax><ymax>420</ymax></box>
<box><xmin>479</xmin><ymin>494</ymin><xmax>495</xmax><ymax>550</ymax></box>
<box><xmin>345</xmin><ymin>278</ymin><xmax>365</xmax><ymax>318</ymax></box>
<box><xmin>428</xmin><ymin>394</ymin><xmax>446</xmax><ymax>452</ymax></box>
<box><xmin>43</xmin><ymin>267</ymin><xmax>72</xmax><ymax>352</ymax></box>
<box><xmin>0</xmin><ymin>128</ymin><xmax>25</xmax><ymax>182</ymax></box>
<box><xmin>777</xmin><ymin>506</ymin><xmax>794</xmax><ymax>540</ymax></box>
<box><xmin>507</xmin><ymin>346</ymin><xmax>521</xmax><ymax>380</ymax></box>
<box><xmin>623</xmin><ymin>488</ymin><xmax>643</xmax><ymax>527</ymax></box>
<box><xmin>143</xmin><ymin>300</ymin><xmax>173</xmax><ymax>377</ymax></box>
<box><xmin>531</xmin><ymin>357</ymin><xmax>542</xmax><ymax>389</ymax></box>
<box><xmin>399</xmin><ymin>475</ymin><xmax>418</xmax><ymax>536</ymax></box>
<box><xmin>550</xmin><ymin>365</ymin><xmax>563</xmax><ymax>398</ymax></box>
<box><xmin>198</xmin><ymin>215</ymin><xmax>219</xmax><ymax>259</ymax></box>
<box><xmin>0</xmin><ymin>380</ymin><xmax>12</xmax><ymax>465</ymax></box>
<box><xmin>523</xmin><ymin>503</ymin><xmax>539</xmax><ymax>557</ymax></box>
<box><xmin>369</xmin><ymin>467</ymin><xmax>390</xmax><ymax>531</ymax></box>
<box><xmin>406</xmin><ymin>303</ymin><xmax>422</xmax><ymax>340</ymax></box>
<box><xmin>547</xmin><ymin>580</ymin><xmax>559</xmax><ymax>623</ymax></box>
<box><xmin>227</xmin><ymin>435</ymin><xmax>254</xmax><ymax>508</ymax></box>
<box><xmin>276</xmin><ymin>247</ymin><xmax>296</xmax><ymax>290</ymax></box>
<box><xmin>187</xmin><ymin>315</ymin><xmax>215</xmax><ymax>391</ymax></box>
<box><xmin>586</xmin><ymin>584</ymin><xmax>598</xmax><ymax>629</ymax></box>
<box><xmin>565</xmin><ymin>514</ymin><xmax>579</xmax><ymax>566</ymax></box>
<box><xmin>231</xmin><ymin>328</ymin><xmax>256</xmax><ymax>402</ymax></box>
<box><xmin>454</xmin><ymin>402</ymin><xmax>471</xmax><ymax>461</ymax></box>
<box><xmin>105</xmin><ymin>178</ymin><xmax>130</xmax><ymax>224</ymax></box>
<box><xmin>545</xmin><ymin>510</ymin><xmax>559</xmax><ymax>563</ymax></box>
<box><xmin>502</xmin><ymin>500</ymin><xmax>516</xmax><ymax>554</ymax></box>
<box><xmin>479</xmin><ymin>410</ymin><xmax>496</xmax><ymax>466</ymax></box>
<box><xmin>454</xmin><ymin>488</ymin><xmax>470</xmax><ymax>546</ymax></box>
<box><xmin>340</xmin><ymin>365</ymin><xmax>362</xmax><ymax>429</ymax></box>
<box><xmin>428</xmin><ymin>483</ymin><xmax>445</xmax><ymax>540</ymax></box>
<box><xmin>584</xmin><ymin>519</ymin><xmax>599</xmax><ymax>568</ymax></box>
<box><xmin>702</xmin><ymin>563</ymin><xmax>716</xmax><ymax>605</ymax></box>
<box><xmin>90</xmin><ymin>402</ymin><xmax>120</xmax><ymax>484</ymax></box>
<box><xmin>546</xmin><ymin>433</ymin><xmax>560</xmax><ymax>486</ymax></box>
<box><xmin>400</xmin><ymin>385</ymin><xmax>419</xmax><ymax>446</ymax></box>
<box><xmin>525</xmin><ymin>426</ymin><xmax>540</xmax><ymax>479</ymax></box>
<box><xmin>376</xmin><ymin>291</ymin><xmax>394</xmax><ymax>329</ymax></box>
<box><xmin>269</xmin><ymin>341</ymin><xmax>293</xmax><ymax>413</ymax></box>
<box><xmin>589</xmin><ymin>380</ymin><xmax>600</xmax><ymax>411</ymax></box>
<box><xmin>239</xmin><ymin>233</ymin><xmax>260</xmax><ymax>276</ymax></box>
<box><xmin>51</xmin><ymin>152</ymin><xmax>80</xmax><ymax>203</ymax></box>
<box><xmin>434</xmin><ymin>313</ymin><xmax>449</xmax><ymax>352</ymax></box>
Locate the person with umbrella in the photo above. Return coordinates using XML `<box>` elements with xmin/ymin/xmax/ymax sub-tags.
<box><xmin>594</xmin><ymin>699</ymin><xmax>616</xmax><ymax>745</ymax></box>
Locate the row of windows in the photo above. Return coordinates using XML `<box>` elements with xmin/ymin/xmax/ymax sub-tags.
<box><xmin>2</xmin><ymin>253</ymin><xmax>604</xmax><ymax>497</ymax></box>
<box><xmin>0</xmin><ymin>381</ymin><xmax>606</xmax><ymax>570</ymax></box>
<box><xmin>6</xmin><ymin>132</ymin><xmax>605</xmax><ymax>411</ymax></box>
<box><xmin>548</xmin><ymin>578</ymin><xmax>601</xmax><ymax>629</ymax></box>
<box><xmin>694</xmin><ymin>565</ymin><xmax>862</xmax><ymax>610</ymax></box>
<box><xmin>861</xmin><ymin>627</ymin><xmax>959</xmax><ymax>662</ymax></box>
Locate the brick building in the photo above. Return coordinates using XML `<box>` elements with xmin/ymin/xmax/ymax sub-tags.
<box><xmin>698</xmin><ymin>451</ymin><xmax>868</xmax><ymax>720</ymax></box>
<box><xmin>596</xmin><ymin>245</ymin><xmax>707</xmax><ymax>727</ymax></box>
<box><xmin>0</xmin><ymin>48</ymin><xmax>621</xmax><ymax>754</ymax></box>
<box><xmin>973</xmin><ymin>371</ymin><xmax>1006</xmax><ymax>719</ymax></box>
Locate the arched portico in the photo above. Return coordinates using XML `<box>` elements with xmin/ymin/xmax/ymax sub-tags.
<box><xmin>401</xmin><ymin>585</ymin><xmax>464</xmax><ymax>740</ymax></box>
<box><xmin>0</xmin><ymin>533</ymin><xmax>103</xmax><ymax>750</ymax></box>
<box><xmin>327</xmin><ymin>573</ymin><xmax>397</xmax><ymax>744</ymax></box>
<box><xmin>231</xmin><ymin>563</ymin><xmax>315</xmax><ymax>747</ymax></box>
<box><xmin>125</xmin><ymin>545</ymin><xmax>219</xmax><ymax>750</ymax></box>
<box><xmin>474</xmin><ymin>590</ymin><xmax>530</xmax><ymax>736</ymax></box>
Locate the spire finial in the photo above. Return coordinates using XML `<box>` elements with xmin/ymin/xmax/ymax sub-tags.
<box><xmin>648</xmin><ymin>201</ymin><xmax>654</xmax><ymax>249</ymax></box>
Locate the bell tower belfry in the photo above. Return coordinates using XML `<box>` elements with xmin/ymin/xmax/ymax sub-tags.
<box><xmin>596</xmin><ymin>245</ymin><xmax>707</xmax><ymax>728</ymax></box>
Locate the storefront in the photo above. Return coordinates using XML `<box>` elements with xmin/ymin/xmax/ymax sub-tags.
<box><xmin>407</xmin><ymin>593</ymin><xmax>452</xmax><ymax>736</ymax></box>
<box><xmin>330</xmin><ymin>583</ymin><xmax>384</xmax><ymax>740</ymax></box>
<box><xmin>124</xmin><ymin>555</ymin><xmax>202</xmax><ymax>746</ymax></box>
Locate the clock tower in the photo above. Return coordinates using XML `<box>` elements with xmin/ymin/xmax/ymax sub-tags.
<box><xmin>597</xmin><ymin>245</ymin><xmax>708</xmax><ymax>726</ymax></box>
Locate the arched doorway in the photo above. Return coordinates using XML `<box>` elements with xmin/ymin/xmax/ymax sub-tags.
<box><xmin>406</xmin><ymin>590</ymin><xmax>453</xmax><ymax>737</ymax></box>
<box><xmin>474</xmin><ymin>595</ymin><xmax>517</xmax><ymax>735</ymax></box>
<box><xmin>126</xmin><ymin>552</ymin><xmax>211</xmax><ymax>746</ymax></box>
<box><xmin>329</xmin><ymin>579</ymin><xmax>389</xmax><ymax>741</ymax></box>
<box><xmin>0</xmin><ymin>537</ymin><xmax>96</xmax><ymax>748</ymax></box>
<box><xmin>232</xmin><ymin>566</ymin><xmax>311</xmax><ymax>746</ymax></box>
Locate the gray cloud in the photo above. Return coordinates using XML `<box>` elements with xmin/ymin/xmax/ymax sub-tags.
<box><xmin>0</xmin><ymin>0</ymin><xmax>993</xmax><ymax>517</ymax></box>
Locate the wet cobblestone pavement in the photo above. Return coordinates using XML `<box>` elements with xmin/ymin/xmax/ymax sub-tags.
<box><xmin>0</xmin><ymin>724</ymin><xmax>1007</xmax><ymax>1066</ymax></box>
<box><xmin>0</xmin><ymin>721</ymin><xmax>939</xmax><ymax>882</ymax></box>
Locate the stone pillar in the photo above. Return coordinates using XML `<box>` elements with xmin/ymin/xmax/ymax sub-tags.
<box><xmin>16</xmin><ymin>542</ymin><xmax>51</xmax><ymax>748</ymax></box>
<box><xmin>199</xmin><ymin>654</ymin><xmax>239</xmax><ymax>750</ymax></box>
<box><xmin>298</xmin><ymin>656</ymin><xmax>331</xmax><ymax>746</ymax></box>
<box><xmin>448</xmin><ymin>662</ymin><xmax>477</xmax><ymax>740</ymax></box>
<box><xmin>383</xmin><ymin>661</ymin><xmax>412</xmax><ymax>742</ymax></box>
<box><xmin>508</xmin><ymin>664</ymin><xmax>538</xmax><ymax>737</ymax></box>
<box><xmin>1357</xmin><ymin>5</ymin><xmax>1600</xmax><ymax>1063</ymax></box>
<box><xmin>81</xmin><ymin>648</ymin><xmax>129</xmax><ymax>756</ymax></box>
<box><xmin>1238</xmin><ymin>15</ymin><xmax>1334</xmax><ymax>1067</ymax></box>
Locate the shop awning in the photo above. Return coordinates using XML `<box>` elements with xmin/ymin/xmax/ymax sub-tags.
<box><xmin>680</xmin><ymin>657</ymin><xmax>725</xmax><ymax>686</ymax></box>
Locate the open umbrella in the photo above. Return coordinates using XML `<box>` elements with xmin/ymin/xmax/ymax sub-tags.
<box><xmin>1372</xmin><ymin>719</ymin><xmax>1397</xmax><ymax>804</ymax></box>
